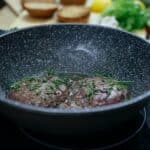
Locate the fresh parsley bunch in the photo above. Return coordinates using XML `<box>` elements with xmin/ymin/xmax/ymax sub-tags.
<box><xmin>102</xmin><ymin>0</ymin><xmax>150</xmax><ymax>31</ymax></box>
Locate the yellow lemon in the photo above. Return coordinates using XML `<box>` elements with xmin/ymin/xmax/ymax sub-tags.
<box><xmin>91</xmin><ymin>0</ymin><xmax>112</xmax><ymax>13</ymax></box>
<box><xmin>134</xmin><ymin>0</ymin><xmax>146</xmax><ymax>9</ymax></box>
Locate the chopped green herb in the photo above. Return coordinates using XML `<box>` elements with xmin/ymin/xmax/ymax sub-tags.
<box><xmin>94</xmin><ymin>70</ymin><xmax>113</xmax><ymax>79</ymax></box>
<box><xmin>85</xmin><ymin>80</ymin><xmax>96</xmax><ymax>99</ymax></box>
<box><xmin>114</xmin><ymin>80</ymin><xmax>133</xmax><ymax>89</ymax></box>
<box><xmin>22</xmin><ymin>76</ymin><xmax>37</xmax><ymax>82</ymax></box>
<box><xmin>28</xmin><ymin>82</ymin><xmax>40</xmax><ymax>91</ymax></box>
<box><xmin>94</xmin><ymin>71</ymin><xmax>132</xmax><ymax>90</ymax></box>
<box><xmin>108</xmin><ymin>80</ymin><xmax>133</xmax><ymax>90</ymax></box>
<box><xmin>10</xmin><ymin>82</ymin><xmax>21</xmax><ymax>90</ymax></box>
<box><xmin>52</xmin><ymin>76</ymin><xmax>71</xmax><ymax>88</ymax></box>
<box><xmin>47</xmin><ymin>84</ymin><xmax>57</xmax><ymax>94</ymax></box>
<box><xmin>46</xmin><ymin>69</ymin><xmax>55</xmax><ymax>76</ymax></box>
<box><xmin>42</xmin><ymin>77</ymin><xmax>47</xmax><ymax>83</ymax></box>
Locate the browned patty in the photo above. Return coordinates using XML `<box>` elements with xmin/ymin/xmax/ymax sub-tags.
<box><xmin>8</xmin><ymin>73</ymin><xmax>129</xmax><ymax>109</ymax></box>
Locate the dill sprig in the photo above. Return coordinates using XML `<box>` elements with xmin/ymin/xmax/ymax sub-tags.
<box><xmin>10</xmin><ymin>81</ymin><xmax>21</xmax><ymax>91</ymax></box>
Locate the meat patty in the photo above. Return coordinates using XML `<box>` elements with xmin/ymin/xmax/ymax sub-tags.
<box><xmin>8</xmin><ymin>72</ymin><xmax>129</xmax><ymax>109</ymax></box>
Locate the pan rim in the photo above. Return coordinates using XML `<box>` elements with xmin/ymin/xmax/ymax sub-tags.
<box><xmin>0</xmin><ymin>91</ymin><xmax>150</xmax><ymax>114</ymax></box>
<box><xmin>0</xmin><ymin>24</ymin><xmax>150</xmax><ymax>114</ymax></box>
<box><xmin>0</xmin><ymin>23</ymin><xmax>149</xmax><ymax>44</ymax></box>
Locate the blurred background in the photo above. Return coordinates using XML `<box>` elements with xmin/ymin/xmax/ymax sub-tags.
<box><xmin>0</xmin><ymin>0</ymin><xmax>150</xmax><ymax>38</ymax></box>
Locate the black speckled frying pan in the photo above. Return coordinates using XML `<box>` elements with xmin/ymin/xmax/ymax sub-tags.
<box><xmin>0</xmin><ymin>24</ymin><xmax>150</xmax><ymax>136</ymax></box>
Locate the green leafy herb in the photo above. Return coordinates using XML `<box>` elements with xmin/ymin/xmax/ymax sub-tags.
<box><xmin>11</xmin><ymin>76</ymin><xmax>41</xmax><ymax>92</ymax></box>
<box><xmin>47</xmin><ymin>84</ymin><xmax>57</xmax><ymax>94</ymax></box>
<box><xmin>22</xmin><ymin>76</ymin><xmax>37</xmax><ymax>82</ymax></box>
<box><xmin>52</xmin><ymin>77</ymin><xmax>70</xmax><ymax>88</ymax></box>
<box><xmin>69</xmin><ymin>74</ymin><xmax>85</xmax><ymax>81</ymax></box>
<box><xmin>102</xmin><ymin>0</ymin><xmax>150</xmax><ymax>31</ymax></box>
<box><xmin>46</xmin><ymin>69</ymin><xmax>55</xmax><ymax>76</ymax></box>
<box><xmin>10</xmin><ymin>82</ymin><xmax>21</xmax><ymax>91</ymax></box>
<box><xmin>94</xmin><ymin>71</ymin><xmax>133</xmax><ymax>90</ymax></box>
<box><xmin>42</xmin><ymin>77</ymin><xmax>47</xmax><ymax>83</ymax></box>
<box><xmin>85</xmin><ymin>80</ymin><xmax>96</xmax><ymax>99</ymax></box>
<box><xmin>107</xmin><ymin>79</ymin><xmax>133</xmax><ymax>90</ymax></box>
<box><xmin>28</xmin><ymin>82</ymin><xmax>40</xmax><ymax>91</ymax></box>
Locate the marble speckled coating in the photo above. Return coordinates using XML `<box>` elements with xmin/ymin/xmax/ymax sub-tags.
<box><xmin>0</xmin><ymin>24</ymin><xmax>150</xmax><ymax>136</ymax></box>
<box><xmin>0</xmin><ymin>25</ymin><xmax>149</xmax><ymax>97</ymax></box>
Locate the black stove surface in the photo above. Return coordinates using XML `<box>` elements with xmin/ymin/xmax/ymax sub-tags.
<box><xmin>1</xmin><ymin>105</ymin><xmax>150</xmax><ymax>150</ymax></box>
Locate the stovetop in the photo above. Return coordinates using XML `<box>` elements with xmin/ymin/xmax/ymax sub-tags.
<box><xmin>0</xmin><ymin>104</ymin><xmax>150</xmax><ymax>150</ymax></box>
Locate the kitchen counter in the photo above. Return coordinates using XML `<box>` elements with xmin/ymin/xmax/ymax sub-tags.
<box><xmin>0</xmin><ymin>0</ymin><xmax>147</xmax><ymax>39</ymax></box>
<box><xmin>0</xmin><ymin>5</ymin><xmax>16</xmax><ymax>29</ymax></box>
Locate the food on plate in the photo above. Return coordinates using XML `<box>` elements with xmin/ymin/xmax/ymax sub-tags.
<box><xmin>60</xmin><ymin>0</ymin><xmax>86</xmax><ymax>5</ymax></box>
<box><xmin>23</xmin><ymin>0</ymin><xmax>58</xmax><ymax>18</ymax></box>
<box><xmin>91</xmin><ymin>0</ymin><xmax>112</xmax><ymax>13</ymax></box>
<box><xmin>58</xmin><ymin>6</ymin><xmax>90</xmax><ymax>23</ymax></box>
<box><xmin>8</xmin><ymin>70</ymin><xmax>131</xmax><ymax>109</ymax></box>
<box><xmin>102</xmin><ymin>0</ymin><xmax>150</xmax><ymax>31</ymax></box>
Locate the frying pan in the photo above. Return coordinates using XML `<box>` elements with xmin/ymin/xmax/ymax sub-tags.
<box><xmin>0</xmin><ymin>24</ymin><xmax>150</xmax><ymax>136</ymax></box>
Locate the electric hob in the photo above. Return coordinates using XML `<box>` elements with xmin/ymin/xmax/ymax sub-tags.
<box><xmin>0</xmin><ymin>104</ymin><xmax>150</xmax><ymax>150</ymax></box>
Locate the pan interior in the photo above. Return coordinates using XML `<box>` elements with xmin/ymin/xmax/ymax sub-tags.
<box><xmin>0</xmin><ymin>25</ymin><xmax>150</xmax><ymax>106</ymax></box>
